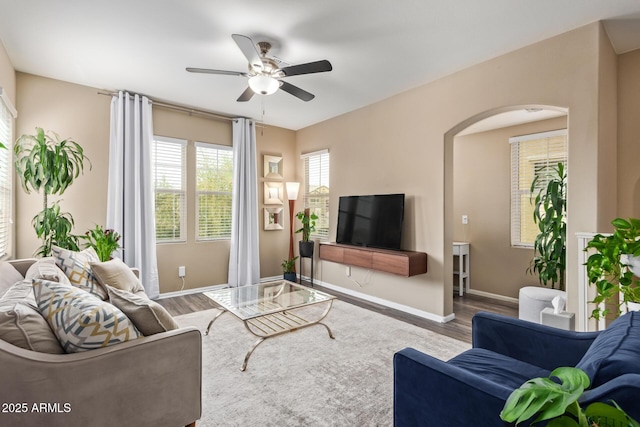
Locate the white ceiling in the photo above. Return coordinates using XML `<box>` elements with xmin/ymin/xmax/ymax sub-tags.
<box><xmin>0</xmin><ymin>1</ymin><xmax>639</xmax><ymax>131</ymax></box>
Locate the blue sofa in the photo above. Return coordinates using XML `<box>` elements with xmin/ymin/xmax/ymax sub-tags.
<box><xmin>393</xmin><ymin>311</ymin><xmax>640</xmax><ymax>426</ymax></box>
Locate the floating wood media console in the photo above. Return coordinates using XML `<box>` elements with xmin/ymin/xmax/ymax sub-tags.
<box><xmin>319</xmin><ymin>242</ymin><xmax>427</xmax><ymax>277</ymax></box>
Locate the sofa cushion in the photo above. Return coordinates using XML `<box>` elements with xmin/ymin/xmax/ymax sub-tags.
<box><xmin>448</xmin><ymin>348</ymin><xmax>551</xmax><ymax>390</ymax></box>
<box><xmin>25</xmin><ymin>257</ymin><xmax>71</xmax><ymax>285</ymax></box>
<box><xmin>576</xmin><ymin>311</ymin><xmax>640</xmax><ymax>387</ymax></box>
<box><xmin>0</xmin><ymin>279</ymin><xmax>64</xmax><ymax>353</ymax></box>
<box><xmin>51</xmin><ymin>245</ymin><xmax>107</xmax><ymax>300</ymax></box>
<box><xmin>90</xmin><ymin>258</ymin><xmax>145</xmax><ymax>294</ymax></box>
<box><xmin>0</xmin><ymin>262</ymin><xmax>24</xmax><ymax>298</ymax></box>
<box><xmin>1</xmin><ymin>278</ymin><xmax>38</xmax><ymax>306</ymax></box>
<box><xmin>32</xmin><ymin>278</ymin><xmax>141</xmax><ymax>353</ymax></box>
<box><xmin>105</xmin><ymin>285</ymin><xmax>179</xmax><ymax>335</ymax></box>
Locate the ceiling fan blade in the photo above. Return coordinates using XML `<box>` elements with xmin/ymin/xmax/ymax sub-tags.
<box><xmin>231</xmin><ymin>34</ymin><xmax>263</xmax><ymax>69</ymax></box>
<box><xmin>281</xmin><ymin>60</ymin><xmax>332</xmax><ymax>77</ymax></box>
<box><xmin>279</xmin><ymin>81</ymin><xmax>315</xmax><ymax>102</ymax></box>
<box><xmin>237</xmin><ymin>87</ymin><xmax>255</xmax><ymax>102</ymax></box>
<box><xmin>186</xmin><ymin>67</ymin><xmax>247</xmax><ymax>77</ymax></box>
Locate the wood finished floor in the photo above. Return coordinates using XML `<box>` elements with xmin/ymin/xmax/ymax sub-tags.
<box><xmin>157</xmin><ymin>283</ymin><xmax>518</xmax><ymax>344</ymax></box>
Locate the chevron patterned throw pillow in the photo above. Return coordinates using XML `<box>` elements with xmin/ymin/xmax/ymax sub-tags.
<box><xmin>32</xmin><ymin>279</ymin><xmax>141</xmax><ymax>353</ymax></box>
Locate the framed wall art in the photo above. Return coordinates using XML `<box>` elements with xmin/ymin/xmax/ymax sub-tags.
<box><xmin>263</xmin><ymin>155</ymin><xmax>283</xmax><ymax>179</ymax></box>
<box><xmin>264</xmin><ymin>207</ymin><xmax>284</xmax><ymax>230</ymax></box>
<box><xmin>264</xmin><ymin>182</ymin><xmax>284</xmax><ymax>205</ymax></box>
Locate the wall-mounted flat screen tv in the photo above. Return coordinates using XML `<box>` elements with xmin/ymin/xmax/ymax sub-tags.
<box><xmin>336</xmin><ymin>193</ymin><xmax>405</xmax><ymax>251</ymax></box>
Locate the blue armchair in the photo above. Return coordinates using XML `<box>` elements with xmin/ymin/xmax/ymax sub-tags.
<box><xmin>393</xmin><ymin>311</ymin><xmax>640</xmax><ymax>426</ymax></box>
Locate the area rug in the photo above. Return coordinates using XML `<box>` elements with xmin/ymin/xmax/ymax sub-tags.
<box><xmin>175</xmin><ymin>300</ymin><xmax>470</xmax><ymax>427</ymax></box>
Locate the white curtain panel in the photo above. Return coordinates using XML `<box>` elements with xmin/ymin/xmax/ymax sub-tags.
<box><xmin>228</xmin><ymin>118</ymin><xmax>260</xmax><ymax>287</ymax></box>
<box><xmin>106</xmin><ymin>91</ymin><xmax>160</xmax><ymax>298</ymax></box>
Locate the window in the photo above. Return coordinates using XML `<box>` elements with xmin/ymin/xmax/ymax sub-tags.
<box><xmin>195</xmin><ymin>142</ymin><xmax>233</xmax><ymax>240</ymax></box>
<box><xmin>0</xmin><ymin>88</ymin><xmax>16</xmax><ymax>259</ymax></box>
<box><xmin>302</xmin><ymin>149</ymin><xmax>330</xmax><ymax>238</ymax></box>
<box><xmin>152</xmin><ymin>136</ymin><xmax>186</xmax><ymax>242</ymax></box>
<box><xmin>510</xmin><ymin>129</ymin><xmax>567</xmax><ymax>247</ymax></box>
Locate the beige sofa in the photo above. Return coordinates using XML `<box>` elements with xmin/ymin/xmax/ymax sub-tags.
<box><xmin>0</xmin><ymin>258</ymin><xmax>202</xmax><ymax>427</ymax></box>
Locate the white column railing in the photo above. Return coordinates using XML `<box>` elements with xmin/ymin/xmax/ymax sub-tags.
<box><xmin>577</xmin><ymin>232</ymin><xmax>610</xmax><ymax>331</ymax></box>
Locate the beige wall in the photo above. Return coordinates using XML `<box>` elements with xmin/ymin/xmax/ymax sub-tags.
<box><xmin>617</xmin><ymin>49</ymin><xmax>640</xmax><ymax>219</ymax></box>
<box><xmin>453</xmin><ymin>117</ymin><xmax>567</xmax><ymax>298</ymax></box>
<box><xmin>15</xmin><ymin>73</ymin><xmax>112</xmax><ymax>260</ymax></box>
<box><xmin>13</xmin><ymin>74</ymin><xmax>295</xmax><ymax>293</ymax></box>
<box><xmin>297</xmin><ymin>22</ymin><xmax>615</xmax><ymax>320</ymax></box>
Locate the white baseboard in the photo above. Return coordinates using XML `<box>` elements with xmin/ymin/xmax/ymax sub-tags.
<box><xmin>157</xmin><ymin>276</ymin><xmax>283</xmax><ymax>300</ymax></box>
<box><xmin>308</xmin><ymin>277</ymin><xmax>456</xmax><ymax>324</ymax></box>
<box><xmin>465</xmin><ymin>288</ymin><xmax>519</xmax><ymax>304</ymax></box>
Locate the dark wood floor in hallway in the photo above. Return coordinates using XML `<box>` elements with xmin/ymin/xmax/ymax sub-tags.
<box><xmin>157</xmin><ymin>283</ymin><xmax>518</xmax><ymax>344</ymax></box>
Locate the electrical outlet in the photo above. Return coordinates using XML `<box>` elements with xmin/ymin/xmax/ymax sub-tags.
<box><xmin>462</xmin><ymin>215</ymin><xmax>469</xmax><ymax>225</ymax></box>
<box><xmin>178</xmin><ymin>266</ymin><xmax>186</xmax><ymax>278</ymax></box>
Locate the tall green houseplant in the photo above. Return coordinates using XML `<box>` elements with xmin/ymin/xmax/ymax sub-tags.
<box><xmin>14</xmin><ymin>127</ymin><xmax>91</xmax><ymax>256</ymax></box>
<box><xmin>528</xmin><ymin>162</ymin><xmax>567</xmax><ymax>290</ymax></box>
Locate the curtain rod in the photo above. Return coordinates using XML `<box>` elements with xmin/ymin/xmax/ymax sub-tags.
<box><xmin>97</xmin><ymin>90</ymin><xmax>250</xmax><ymax>124</ymax></box>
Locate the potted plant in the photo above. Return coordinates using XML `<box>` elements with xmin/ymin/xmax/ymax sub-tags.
<box><xmin>13</xmin><ymin>127</ymin><xmax>91</xmax><ymax>256</ymax></box>
<box><xmin>527</xmin><ymin>162</ymin><xmax>567</xmax><ymax>290</ymax></box>
<box><xmin>295</xmin><ymin>208</ymin><xmax>318</xmax><ymax>258</ymax></box>
<box><xmin>500</xmin><ymin>366</ymin><xmax>639</xmax><ymax>426</ymax></box>
<box><xmin>79</xmin><ymin>225</ymin><xmax>121</xmax><ymax>262</ymax></box>
<box><xmin>585</xmin><ymin>217</ymin><xmax>640</xmax><ymax>319</ymax></box>
<box><xmin>281</xmin><ymin>256</ymin><xmax>298</xmax><ymax>282</ymax></box>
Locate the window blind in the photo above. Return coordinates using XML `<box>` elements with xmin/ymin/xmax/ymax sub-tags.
<box><xmin>302</xmin><ymin>150</ymin><xmax>330</xmax><ymax>238</ymax></box>
<box><xmin>0</xmin><ymin>87</ymin><xmax>16</xmax><ymax>258</ymax></box>
<box><xmin>510</xmin><ymin>129</ymin><xmax>567</xmax><ymax>247</ymax></box>
<box><xmin>195</xmin><ymin>142</ymin><xmax>233</xmax><ymax>240</ymax></box>
<box><xmin>152</xmin><ymin>136</ymin><xmax>186</xmax><ymax>242</ymax></box>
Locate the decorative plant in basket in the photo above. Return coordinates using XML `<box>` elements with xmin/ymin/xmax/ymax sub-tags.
<box><xmin>527</xmin><ymin>162</ymin><xmax>567</xmax><ymax>291</ymax></box>
<box><xmin>296</xmin><ymin>208</ymin><xmax>318</xmax><ymax>258</ymax></box>
<box><xmin>14</xmin><ymin>127</ymin><xmax>91</xmax><ymax>256</ymax></box>
<box><xmin>585</xmin><ymin>217</ymin><xmax>640</xmax><ymax>320</ymax></box>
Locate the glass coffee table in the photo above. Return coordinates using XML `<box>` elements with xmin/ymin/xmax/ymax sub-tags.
<box><xmin>203</xmin><ymin>280</ymin><xmax>336</xmax><ymax>371</ymax></box>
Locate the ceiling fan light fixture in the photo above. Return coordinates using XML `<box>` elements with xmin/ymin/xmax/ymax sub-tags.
<box><xmin>249</xmin><ymin>75</ymin><xmax>279</xmax><ymax>95</ymax></box>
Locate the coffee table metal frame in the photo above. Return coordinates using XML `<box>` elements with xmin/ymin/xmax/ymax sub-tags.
<box><xmin>203</xmin><ymin>280</ymin><xmax>335</xmax><ymax>371</ymax></box>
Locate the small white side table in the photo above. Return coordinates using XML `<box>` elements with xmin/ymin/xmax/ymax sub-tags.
<box><xmin>453</xmin><ymin>242</ymin><xmax>470</xmax><ymax>296</ymax></box>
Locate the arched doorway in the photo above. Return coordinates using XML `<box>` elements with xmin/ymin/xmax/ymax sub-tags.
<box><xmin>443</xmin><ymin>105</ymin><xmax>568</xmax><ymax>311</ymax></box>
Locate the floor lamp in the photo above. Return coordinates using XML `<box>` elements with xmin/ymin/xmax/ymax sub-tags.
<box><xmin>286</xmin><ymin>182</ymin><xmax>300</xmax><ymax>272</ymax></box>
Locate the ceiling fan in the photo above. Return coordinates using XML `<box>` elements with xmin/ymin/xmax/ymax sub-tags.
<box><xmin>186</xmin><ymin>34</ymin><xmax>332</xmax><ymax>102</ymax></box>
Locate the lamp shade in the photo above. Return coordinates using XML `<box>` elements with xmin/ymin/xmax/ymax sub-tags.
<box><xmin>248</xmin><ymin>75</ymin><xmax>279</xmax><ymax>95</ymax></box>
<box><xmin>286</xmin><ymin>182</ymin><xmax>300</xmax><ymax>201</ymax></box>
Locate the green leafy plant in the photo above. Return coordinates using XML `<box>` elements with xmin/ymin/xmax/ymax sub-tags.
<box><xmin>585</xmin><ymin>218</ymin><xmax>640</xmax><ymax>320</ymax></box>
<box><xmin>281</xmin><ymin>256</ymin><xmax>299</xmax><ymax>273</ymax></box>
<box><xmin>80</xmin><ymin>225</ymin><xmax>121</xmax><ymax>262</ymax></box>
<box><xmin>13</xmin><ymin>127</ymin><xmax>91</xmax><ymax>256</ymax></box>
<box><xmin>295</xmin><ymin>209</ymin><xmax>318</xmax><ymax>242</ymax></box>
<box><xmin>31</xmin><ymin>201</ymin><xmax>79</xmax><ymax>257</ymax></box>
<box><xmin>500</xmin><ymin>367</ymin><xmax>639</xmax><ymax>426</ymax></box>
<box><xmin>527</xmin><ymin>162</ymin><xmax>567</xmax><ymax>290</ymax></box>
